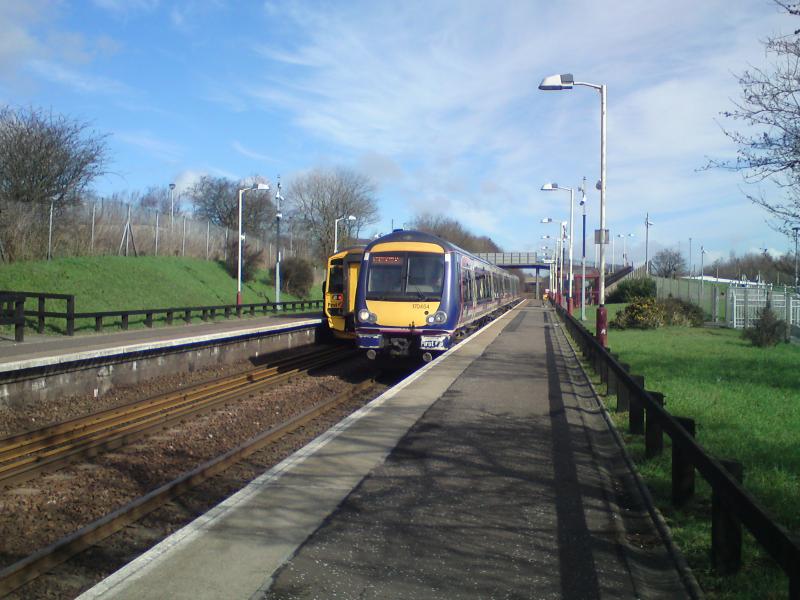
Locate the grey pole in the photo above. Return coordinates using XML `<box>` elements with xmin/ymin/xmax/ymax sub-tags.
<box><xmin>155</xmin><ymin>211</ymin><xmax>159</xmax><ymax>256</ymax></box>
<box><xmin>125</xmin><ymin>204</ymin><xmax>131</xmax><ymax>256</ymax></box>
<box><xmin>206</xmin><ymin>220</ymin><xmax>210</xmax><ymax>260</ymax></box>
<box><xmin>793</xmin><ymin>226</ymin><xmax>799</xmax><ymax>291</ymax></box>
<box><xmin>689</xmin><ymin>237</ymin><xmax>693</xmax><ymax>277</ymax></box>
<box><xmin>580</xmin><ymin>178</ymin><xmax>587</xmax><ymax>321</ymax></box>
<box><xmin>90</xmin><ymin>202</ymin><xmax>96</xmax><ymax>254</ymax></box>
<box><xmin>182</xmin><ymin>216</ymin><xmax>186</xmax><ymax>256</ymax></box>
<box><xmin>47</xmin><ymin>200</ymin><xmax>54</xmax><ymax>260</ymax></box>
<box><xmin>169</xmin><ymin>183</ymin><xmax>176</xmax><ymax>233</ymax></box>
<box><xmin>275</xmin><ymin>180</ymin><xmax>283</xmax><ymax>304</ymax></box>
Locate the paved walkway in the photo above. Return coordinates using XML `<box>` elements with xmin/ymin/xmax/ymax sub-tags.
<box><xmin>81</xmin><ymin>304</ymin><xmax>693</xmax><ymax>599</ymax></box>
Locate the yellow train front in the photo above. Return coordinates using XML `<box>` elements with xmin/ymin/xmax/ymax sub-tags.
<box><xmin>354</xmin><ymin>230</ymin><xmax>520</xmax><ymax>360</ymax></box>
<box><xmin>323</xmin><ymin>246</ymin><xmax>364</xmax><ymax>339</ymax></box>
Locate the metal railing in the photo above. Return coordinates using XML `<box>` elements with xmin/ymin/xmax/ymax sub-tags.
<box><xmin>554</xmin><ymin>303</ymin><xmax>800</xmax><ymax>597</ymax></box>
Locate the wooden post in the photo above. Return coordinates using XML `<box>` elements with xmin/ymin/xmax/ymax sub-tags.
<box><xmin>616</xmin><ymin>362</ymin><xmax>631</xmax><ymax>412</ymax></box>
<box><xmin>145</xmin><ymin>312</ymin><xmax>153</xmax><ymax>328</ymax></box>
<box><xmin>712</xmin><ymin>459</ymin><xmax>744</xmax><ymax>575</ymax></box>
<box><xmin>672</xmin><ymin>416</ymin><xmax>696</xmax><ymax>507</ymax></box>
<box><xmin>67</xmin><ymin>296</ymin><xmax>75</xmax><ymax>336</ymax></box>
<box><xmin>225</xmin><ymin>306</ymin><xmax>232</xmax><ymax>319</ymax></box>
<box><xmin>645</xmin><ymin>391</ymin><xmax>665</xmax><ymax>458</ymax></box>
<box><xmin>607</xmin><ymin>353</ymin><xmax>619</xmax><ymax>396</ymax></box>
<box><xmin>249</xmin><ymin>305</ymin><xmax>255</xmax><ymax>316</ymax></box>
<box><xmin>166</xmin><ymin>310</ymin><xmax>173</xmax><ymax>326</ymax></box>
<box><xmin>122</xmin><ymin>314</ymin><xmax>129</xmax><ymax>330</ymax></box>
<box><xmin>629</xmin><ymin>374</ymin><xmax>645</xmax><ymax>434</ymax></box>
<box><xmin>38</xmin><ymin>295</ymin><xmax>46</xmax><ymax>334</ymax></box>
<box><xmin>13</xmin><ymin>298</ymin><xmax>24</xmax><ymax>342</ymax></box>
<box><xmin>95</xmin><ymin>316</ymin><xmax>103</xmax><ymax>332</ymax></box>
<box><xmin>202</xmin><ymin>309</ymin><xmax>209</xmax><ymax>322</ymax></box>
<box><xmin>184</xmin><ymin>309</ymin><xmax>191</xmax><ymax>324</ymax></box>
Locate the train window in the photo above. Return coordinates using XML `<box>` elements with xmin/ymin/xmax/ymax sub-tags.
<box><xmin>367</xmin><ymin>252</ymin><xmax>444</xmax><ymax>301</ymax></box>
<box><xmin>461</xmin><ymin>267</ymin><xmax>471</xmax><ymax>302</ymax></box>
<box><xmin>328</xmin><ymin>259</ymin><xmax>344</xmax><ymax>294</ymax></box>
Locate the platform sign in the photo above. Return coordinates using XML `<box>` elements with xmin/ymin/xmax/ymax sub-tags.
<box><xmin>594</xmin><ymin>229</ymin><xmax>610</xmax><ymax>244</ymax></box>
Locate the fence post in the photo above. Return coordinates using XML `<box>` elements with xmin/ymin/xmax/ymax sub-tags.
<box><xmin>785</xmin><ymin>291</ymin><xmax>791</xmax><ymax>343</ymax></box>
<box><xmin>608</xmin><ymin>353</ymin><xmax>619</xmax><ymax>396</ymax></box>
<box><xmin>645</xmin><ymin>391</ymin><xmax>665</xmax><ymax>458</ymax></box>
<box><xmin>13</xmin><ymin>298</ymin><xmax>24</xmax><ymax>342</ymax></box>
<box><xmin>743</xmin><ymin>287</ymin><xmax>750</xmax><ymax>329</ymax></box>
<box><xmin>166</xmin><ymin>310</ymin><xmax>173</xmax><ymax>326</ymax></box>
<box><xmin>182</xmin><ymin>217</ymin><xmax>187</xmax><ymax>256</ymax></box>
<box><xmin>184</xmin><ymin>309</ymin><xmax>191</xmax><ymax>324</ymax></box>
<box><xmin>67</xmin><ymin>296</ymin><xmax>75</xmax><ymax>336</ymax></box>
<box><xmin>672</xmin><ymin>416</ymin><xmax>696</xmax><ymax>507</ymax></box>
<box><xmin>711</xmin><ymin>459</ymin><xmax>744</xmax><ymax>575</ymax></box>
<box><xmin>145</xmin><ymin>312</ymin><xmax>153</xmax><ymax>328</ymax></box>
<box><xmin>616</xmin><ymin>362</ymin><xmax>631</xmax><ymax>412</ymax></box>
<box><xmin>122</xmin><ymin>314</ymin><xmax>129</xmax><ymax>330</ymax></box>
<box><xmin>629</xmin><ymin>374</ymin><xmax>645</xmax><ymax>434</ymax></box>
<box><xmin>95</xmin><ymin>316</ymin><xmax>103</xmax><ymax>332</ymax></box>
<box><xmin>712</xmin><ymin>288</ymin><xmax>718</xmax><ymax>323</ymax></box>
<box><xmin>38</xmin><ymin>295</ymin><xmax>46</xmax><ymax>334</ymax></box>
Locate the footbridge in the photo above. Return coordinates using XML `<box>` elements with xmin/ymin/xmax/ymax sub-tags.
<box><xmin>475</xmin><ymin>252</ymin><xmax>551</xmax><ymax>270</ymax></box>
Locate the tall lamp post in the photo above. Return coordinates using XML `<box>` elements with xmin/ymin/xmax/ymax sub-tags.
<box><xmin>540</xmin><ymin>73</ymin><xmax>608</xmax><ymax>345</ymax></box>
<box><xmin>645</xmin><ymin>213</ymin><xmax>654</xmax><ymax>274</ymax></box>
<box><xmin>793</xmin><ymin>226</ymin><xmax>799</xmax><ymax>291</ymax></box>
<box><xmin>579</xmin><ymin>177</ymin><xmax>588</xmax><ymax>321</ymax></box>
<box><xmin>236</xmin><ymin>182</ymin><xmax>270</xmax><ymax>305</ymax></box>
<box><xmin>169</xmin><ymin>183</ymin><xmax>176</xmax><ymax>232</ymax></box>
<box><xmin>274</xmin><ymin>180</ymin><xmax>284</xmax><ymax>304</ymax></box>
<box><xmin>334</xmin><ymin>215</ymin><xmax>357</xmax><ymax>253</ymax></box>
<box><xmin>618</xmin><ymin>233</ymin><xmax>634</xmax><ymax>266</ymax></box>
<box><xmin>541</xmin><ymin>183</ymin><xmax>574</xmax><ymax>314</ymax></box>
<box><xmin>541</xmin><ymin>234</ymin><xmax>559</xmax><ymax>299</ymax></box>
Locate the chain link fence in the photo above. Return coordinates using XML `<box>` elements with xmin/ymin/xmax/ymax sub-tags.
<box><xmin>0</xmin><ymin>199</ymin><xmax>310</xmax><ymax>268</ymax></box>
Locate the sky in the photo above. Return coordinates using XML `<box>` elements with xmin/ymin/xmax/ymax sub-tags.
<box><xmin>0</xmin><ymin>0</ymin><xmax>796</xmax><ymax>269</ymax></box>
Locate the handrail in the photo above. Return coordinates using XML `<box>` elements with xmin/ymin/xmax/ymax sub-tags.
<box><xmin>553</xmin><ymin>303</ymin><xmax>800</xmax><ymax>596</ymax></box>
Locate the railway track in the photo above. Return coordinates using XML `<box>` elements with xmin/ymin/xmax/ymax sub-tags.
<box><xmin>0</xmin><ymin>356</ymin><xmax>382</xmax><ymax>597</ymax></box>
<box><xmin>0</xmin><ymin>345</ymin><xmax>355</xmax><ymax>489</ymax></box>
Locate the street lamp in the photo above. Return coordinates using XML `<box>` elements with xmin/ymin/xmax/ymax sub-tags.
<box><xmin>542</xmin><ymin>182</ymin><xmax>575</xmax><ymax>315</ymax></box>
<box><xmin>618</xmin><ymin>233</ymin><xmax>634</xmax><ymax>266</ymax></box>
<box><xmin>169</xmin><ymin>183</ymin><xmax>176</xmax><ymax>232</ymax></box>
<box><xmin>334</xmin><ymin>215</ymin><xmax>356</xmax><ymax>253</ymax></box>
<box><xmin>793</xmin><ymin>226</ymin><xmax>799</xmax><ymax>291</ymax></box>
<box><xmin>541</xmin><ymin>234</ymin><xmax>559</xmax><ymax>299</ymax></box>
<box><xmin>237</xmin><ymin>182</ymin><xmax>270</xmax><ymax>305</ymax></box>
<box><xmin>578</xmin><ymin>177</ymin><xmax>588</xmax><ymax>321</ymax></box>
<box><xmin>540</xmin><ymin>72</ymin><xmax>608</xmax><ymax>345</ymax></box>
<box><xmin>645</xmin><ymin>213</ymin><xmax>654</xmax><ymax>274</ymax></box>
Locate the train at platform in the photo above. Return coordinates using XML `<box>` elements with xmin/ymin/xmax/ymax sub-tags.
<box><xmin>323</xmin><ymin>246</ymin><xmax>365</xmax><ymax>339</ymax></box>
<box><xmin>351</xmin><ymin>229</ymin><xmax>521</xmax><ymax>361</ymax></box>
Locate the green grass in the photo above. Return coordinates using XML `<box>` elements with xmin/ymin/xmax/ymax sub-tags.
<box><xmin>573</xmin><ymin>303</ymin><xmax>799</xmax><ymax>599</ymax></box>
<box><xmin>0</xmin><ymin>256</ymin><xmax>322</xmax><ymax>334</ymax></box>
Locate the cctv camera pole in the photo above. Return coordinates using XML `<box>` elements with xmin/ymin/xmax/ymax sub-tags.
<box><xmin>275</xmin><ymin>180</ymin><xmax>283</xmax><ymax>304</ymax></box>
<box><xmin>581</xmin><ymin>177</ymin><xmax>587</xmax><ymax>321</ymax></box>
<box><xmin>596</xmin><ymin>83</ymin><xmax>608</xmax><ymax>347</ymax></box>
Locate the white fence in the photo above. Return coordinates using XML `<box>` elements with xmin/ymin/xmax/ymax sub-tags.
<box><xmin>726</xmin><ymin>287</ymin><xmax>800</xmax><ymax>335</ymax></box>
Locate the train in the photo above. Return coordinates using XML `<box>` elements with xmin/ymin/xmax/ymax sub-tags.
<box><xmin>352</xmin><ymin>229</ymin><xmax>521</xmax><ymax>361</ymax></box>
<box><xmin>323</xmin><ymin>245</ymin><xmax>365</xmax><ymax>339</ymax></box>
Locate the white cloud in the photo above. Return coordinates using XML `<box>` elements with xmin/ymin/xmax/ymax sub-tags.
<box><xmin>117</xmin><ymin>131</ymin><xmax>183</xmax><ymax>162</ymax></box>
<box><xmin>232</xmin><ymin>141</ymin><xmax>273</xmax><ymax>162</ymax></box>
<box><xmin>28</xmin><ymin>59</ymin><xmax>131</xmax><ymax>95</ymax></box>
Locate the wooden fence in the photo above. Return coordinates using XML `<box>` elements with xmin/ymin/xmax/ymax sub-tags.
<box><xmin>0</xmin><ymin>290</ymin><xmax>322</xmax><ymax>338</ymax></box>
<box><xmin>555</xmin><ymin>303</ymin><xmax>799</xmax><ymax>598</ymax></box>
<box><xmin>0</xmin><ymin>294</ymin><xmax>26</xmax><ymax>342</ymax></box>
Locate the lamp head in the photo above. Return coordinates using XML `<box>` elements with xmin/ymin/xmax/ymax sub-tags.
<box><xmin>541</xmin><ymin>217</ymin><xmax>553</xmax><ymax>223</ymax></box>
<box><xmin>539</xmin><ymin>73</ymin><xmax>574</xmax><ymax>91</ymax></box>
<box><xmin>254</xmin><ymin>182</ymin><xmax>270</xmax><ymax>191</ymax></box>
<box><xmin>541</xmin><ymin>182</ymin><xmax>557</xmax><ymax>191</ymax></box>
<box><xmin>347</xmin><ymin>215</ymin><xmax>357</xmax><ymax>221</ymax></box>
<box><xmin>169</xmin><ymin>183</ymin><xmax>176</xmax><ymax>190</ymax></box>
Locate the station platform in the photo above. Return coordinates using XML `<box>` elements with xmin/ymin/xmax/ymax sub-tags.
<box><xmin>79</xmin><ymin>302</ymin><xmax>695</xmax><ymax>599</ymax></box>
<box><xmin>0</xmin><ymin>314</ymin><xmax>322</xmax><ymax>374</ymax></box>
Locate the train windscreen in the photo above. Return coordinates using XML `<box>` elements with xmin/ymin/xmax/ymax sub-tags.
<box><xmin>367</xmin><ymin>252</ymin><xmax>444</xmax><ymax>301</ymax></box>
<box><xmin>327</xmin><ymin>259</ymin><xmax>344</xmax><ymax>293</ymax></box>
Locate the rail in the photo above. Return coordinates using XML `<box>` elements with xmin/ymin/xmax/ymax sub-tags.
<box><xmin>554</xmin><ymin>303</ymin><xmax>800</xmax><ymax>598</ymax></box>
<box><xmin>0</xmin><ymin>290</ymin><xmax>322</xmax><ymax>336</ymax></box>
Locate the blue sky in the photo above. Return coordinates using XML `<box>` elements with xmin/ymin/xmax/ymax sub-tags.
<box><xmin>0</xmin><ymin>0</ymin><xmax>795</xmax><ymax>267</ymax></box>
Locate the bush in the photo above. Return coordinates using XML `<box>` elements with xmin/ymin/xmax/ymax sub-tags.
<box><xmin>224</xmin><ymin>240</ymin><xmax>264</xmax><ymax>283</ymax></box>
<box><xmin>742</xmin><ymin>304</ymin><xmax>787</xmax><ymax>347</ymax></box>
<box><xmin>607</xmin><ymin>277</ymin><xmax>656</xmax><ymax>303</ymax></box>
<box><xmin>273</xmin><ymin>256</ymin><xmax>315</xmax><ymax>298</ymax></box>
<box><xmin>661</xmin><ymin>297</ymin><xmax>704</xmax><ymax>327</ymax></box>
<box><xmin>611</xmin><ymin>297</ymin><xmax>665</xmax><ymax>330</ymax></box>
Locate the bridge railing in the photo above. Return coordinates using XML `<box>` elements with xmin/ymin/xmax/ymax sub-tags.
<box><xmin>476</xmin><ymin>252</ymin><xmax>542</xmax><ymax>266</ymax></box>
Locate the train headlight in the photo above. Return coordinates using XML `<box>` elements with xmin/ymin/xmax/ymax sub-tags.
<box><xmin>358</xmin><ymin>309</ymin><xmax>377</xmax><ymax>323</ymax></box>
<box><xmin>427</xmin><ymin>311</ymin><xmax>447</xmax><ymax>325</ymax></box>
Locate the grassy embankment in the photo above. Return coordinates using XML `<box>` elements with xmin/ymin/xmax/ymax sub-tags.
<box><xmin>0</xmin><ymin>256</ymin><xmax>322</xmax><ymax>335</ymax></box>
<box><xmin>576</xmin><ymin>304</ymin><xmax>798</xmax><ymax>599</ymax></box>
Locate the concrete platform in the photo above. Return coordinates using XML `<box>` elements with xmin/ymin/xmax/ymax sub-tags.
<box><xmin>79</xmin><ymin>303</ymin><xmax>694</xmax><ymax>600</ymax></box>
<box><xmin>0</xmin><ymin>314</ymin><xmax>322</xmax><ymax>373</ymax></box>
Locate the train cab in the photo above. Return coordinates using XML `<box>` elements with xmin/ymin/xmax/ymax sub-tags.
<box><xmin>323</xmin><ymin>246</ymin><xmax>365</xmax><ymax>339</ymax></box>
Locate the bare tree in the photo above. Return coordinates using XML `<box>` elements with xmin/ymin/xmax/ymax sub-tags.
<box><xmin>710</xmin><ymin>3</ymin><xmax>800</xmax><ymax>234</ymax></box>
<box><xmin>286</xmin><ymin>168</ymin><xmax>379</xmax><ymax>261</ymax></box>
<box><xmin>186</xmin><ymin>175</ymin><xmax>274</xmax><ymax>236</ymax></box>
<box><xmin>0</xmin><ymin>106</ymin><xmax>109</xmax><ymax>209</ymax></box>
<box><xmin>651</xmin><ymin>248</ymin><xmax>687</xmax><ymax>278</ymax></box>
<box><xmin>411</xmin><ymin>213</ymin><xmax>502</xmax><ymax>253</ymax></box>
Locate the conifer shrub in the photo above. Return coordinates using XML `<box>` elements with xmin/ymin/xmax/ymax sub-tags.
<box><xmin>742</xmin><ymin>304</ymin><xmax>787</xmax><ymax>347</ymax></box>
<box><xmin>662</xmin><ymin>297</ymin><xmax>704</xmax><ymax>327</ymax></box>
<box><xmin>224</xmin><ymin>240</ymin><xmax>263</xmax><ymax>283</ymax></box>
<box><xmin>272</xmin><ymin>257</ymin><xmax>315</xmax><ymax>298</ymax></box>
<box><xmin>607</xmin><ymin>277</ymin><xmax>656</xmax><ymax>303</ymax></box>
